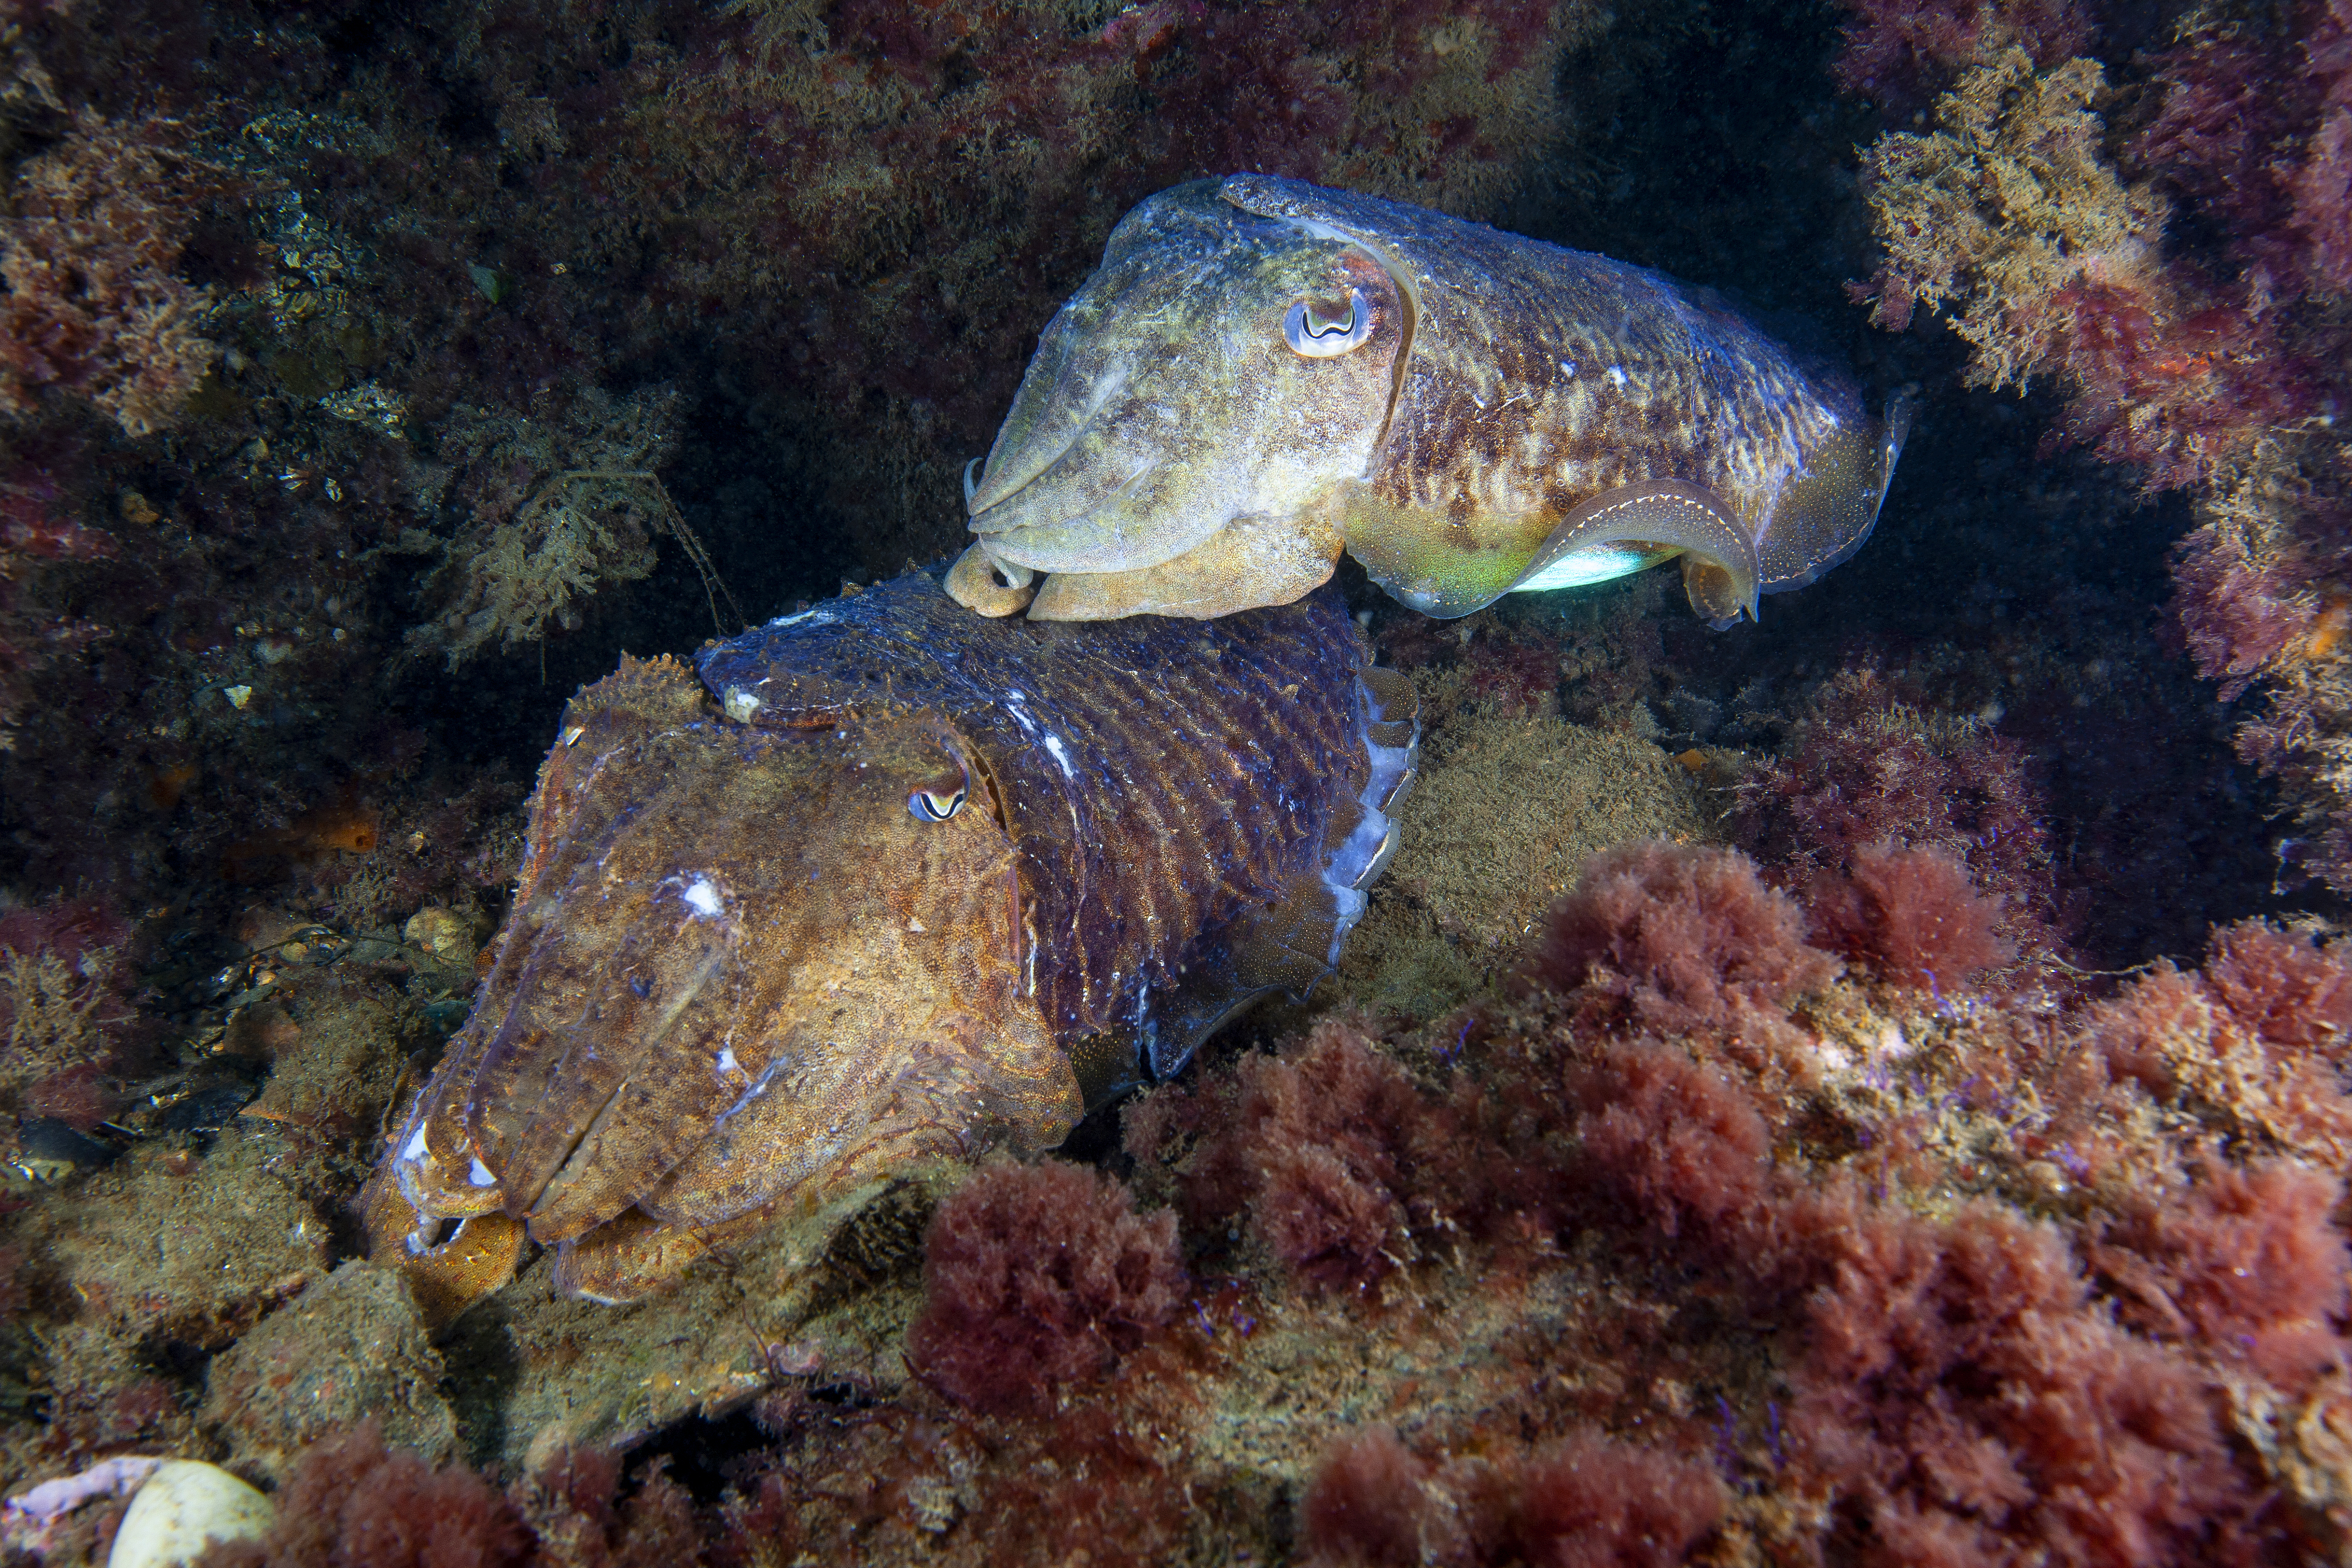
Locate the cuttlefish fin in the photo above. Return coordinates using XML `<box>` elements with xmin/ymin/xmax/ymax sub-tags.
<box><xmin>1137</xmin><ymin>663</ymin><xmax>1418</xmax><ymax>1083</ymax></box>
<box><xmin>1144</xmin><ymin>882</ymin><xmax>1345</xmax><ymax>1081</ymax></box>
<box><xmin>1748</xmin><ymin>384</ymin><xmax>1919</xmax><ymax>594</ymax></box>
<box><xmin>1066</xmin><ymin>1028</ymin><xmax>1147</xmax><ymax>1113</ymax></box>
<box><xmin>1514</xmin><ymin>480</ymin><xmax>1760</xmax><ymax>626</ymax></box>
<box><xmin>1054</xmin><ymin>861</ymin><xmax>1349</xmax><ymax>1105</ymax></box>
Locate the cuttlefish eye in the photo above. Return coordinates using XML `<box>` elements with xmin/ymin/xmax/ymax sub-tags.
<box><xmin>1283</xmin><ymin>289</ymin><xmax>1371</xmax><ymax>358</ymax></box>
<box><xmin>907</xmin><ymin>783</ymin><xmax>967</xmax><ymax>822</ymax></box>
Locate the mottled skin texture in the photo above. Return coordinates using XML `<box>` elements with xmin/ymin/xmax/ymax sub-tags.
<box><xmin>951</xmin><ymin>175</ymin><xmax>1908</xmax><ymax>624</ymax></box>
<box><xmin>365</xmin><ymin>572</ymin><xmax>1411</xmax><ymax>1309</ymax></box>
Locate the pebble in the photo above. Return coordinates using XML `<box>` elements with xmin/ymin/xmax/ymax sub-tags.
<box><xmin>106</xmin><ymin>1461</ymin><xmax>273</xmax><ymax>1568</ymax></box>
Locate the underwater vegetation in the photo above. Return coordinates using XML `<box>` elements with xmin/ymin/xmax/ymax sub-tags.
<box><xmin>0</xmin><ymin>898</ymin><xmax>142</xmax><ymax>1138</ymax></box>
<box><xmin>0</xmin><ymin>0</ymin><xmax>1588</xmax><ymax>909</ymax></box>
<box><xmin>3</xmin><ymin>836</ymin><xmax>2318</xmax><ymax>1567</ymax></box>
<box><xmin>1839</xmin><ymin>0</ymin><xmax>2352</xmax><ymax>893</ymax></box>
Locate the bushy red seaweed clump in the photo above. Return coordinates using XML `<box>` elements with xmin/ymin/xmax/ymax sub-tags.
<box><xmin>2094</xmin><ymin>1159</ymin><xmax>2349</xmax><ymax>1396</ymax></box>
<box><xmin>1132</xmin><ymin>839</ymin><xmax>2021</xmax><ymax>1296</ymax></box>
<box><xmin>905</xmin><ymin>1159</ymin><xmax>1186</xmax><ymax>1415</ymax></box>
<box><xmin>199</xmin><ymin>1420</ymin><xmax>536</xmax><ymax>1568</ymax></box>
<box><xmin>197</xmin><ymin>1422</ymin><xmax>708</xmax><ymax>1568</ymax></box>
<box><xmin>1787</xmin><ymin>1195</ymin><xmax>2246</xmax><ymax>1567</ymax></box>
<box><xmin>1117</xmin><ymin>840</ymin><xmax>2349</xmax><ymax>1562</ymax></box>
<box><xmin>1125</xmin><ymin>1018</ymin><xmax>1459</xmax><ymax>1291</ymax></box>
<box><xmin>1303</xmin><ymin>1423</ymin><xmax>1725</xmax><ymax>1567</ymax></box>
<box><xmin>2085</xmin><ymin>919</ymin><xmax>2352</xmax><ymax>1167</ymax></box>
<box><xmin>1808</xmin><ymin>838</ymin><xmax>2015</xmax><ymax>989</ymax></box>
<box><xmin>1731</xmin><ymin>661</ymin><xmax>2062</xmax><ymax>953</ymax></box>
<box><xmin>199</xmin><ymin>1388</ymin><xmax>1184</xmax><ymax>1568</ymax></box>
<box><xmin>1527</xmin><ymin>839</ymin><xmax>1841</xmax><ymax>1046</ymax></box>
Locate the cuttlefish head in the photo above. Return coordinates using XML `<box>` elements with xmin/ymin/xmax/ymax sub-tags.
<box><xmin>951</xmin><ymin>180</ymin><xmax>1409</xmax><ymax>620</ymax></box>
<box><xmin>363</xmin><ymin>655</ymin><xmax>1083</xmax><ymax>1314</ymax></box>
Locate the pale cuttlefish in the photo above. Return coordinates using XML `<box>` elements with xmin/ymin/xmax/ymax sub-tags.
<box><xmin>947</xmin><ymin>174</ymin><xmax>1912</xmax><ymax>625</ymax></box>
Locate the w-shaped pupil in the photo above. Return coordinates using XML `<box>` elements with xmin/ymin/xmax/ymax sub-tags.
<box><xmin>1302</xmin><ymin>300</ymin><xmax>1355</xmax><ymax>337</ymax></box>
<box><xmin>909</xmin><ymin>788</ymin><xmax>966</xmax><ymax>822</ymax></box>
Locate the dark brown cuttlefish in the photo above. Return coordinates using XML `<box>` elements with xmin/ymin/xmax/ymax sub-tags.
<box><xmin>362</xmin><ymin>568</ymin><xmax>1416</xmax><ymax>1314</ymax></box>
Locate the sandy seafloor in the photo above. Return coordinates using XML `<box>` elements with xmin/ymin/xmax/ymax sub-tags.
<box><xmin>2</xmin><ymin>0</ymin><xmax>2349</xmax><ymax>1564</ymax></box>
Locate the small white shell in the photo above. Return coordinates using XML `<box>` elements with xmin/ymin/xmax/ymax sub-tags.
<box><xmin>106</xmin><ymin>1461</ymin><xmax>274</xmax><ymax>1568</ymax></box>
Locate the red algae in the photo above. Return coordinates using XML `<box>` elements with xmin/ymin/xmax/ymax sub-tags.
<box><xmin>2201</xmin><ymin>920</ymin><xmax>2352</xmax><ymax>1054</ymax></box>
<box><xmin>905</xmin><ymin>1160</ymin><xmax>1186</xmax><ymax>1415</ymax></box>
<box><xmin>1730</xmin><ymin>662</ymin><xmax>2062</xmax><ymax>952</ymax></box>
<box><xmin>1135</xmin><ymin>1018</ymin><xmax>1446</xmax><ymax>1291</ymax></box>
<box><xmin>195</xmin><ymin>1422</ymin><xmax>713</xmax><ymax>1568</ymax></box>
<box><xmin>1808</xmin><ymin>840</ymin><xmax>2015</xmax><ymax>990</ymax></box>
<box><xmin>1301</xmin><ymin>1426</ymin><xmax>1432</xmax><ymax>1566</ymax></box>
<box><xmin>0</xmin><ymin>115</ymin><xmax>247</xmax><ymax>439</ymax></box>
<box><xmin>1789</xmin><ymin>1198</ymin><xmax>2251</xmax><ymax>1567</ymax></box>
<box><xmin>1840</xmin><ymin>0</ymin><xmax>2352</xmax><ymax>893</ymax></box>
<box><xmin>1833</xmin><ymin>0</ymin><xmax>2093</xmax><ymax>115</ymax></box>
<box><xmin>1301</xmin><ymin>1424</ymin><xmax>1725</xmax><ymax>1567</ymax></box>
<box><xmin>2084</xmin><ymin>919</ymin><xmax>2352</xmax><ymax>1166</ymax></box>
<box><xmin>198</xmin><ymin>1420</ymin><xmax>533</xmax><ymax>1568</ymax></box>
<box><xmin>24</xmin><ymin>835</ymin><xmax>2318</xmax><ymax>1566</ymax></box>
<box><xmin>2095</xmin><ymin>1161</ymin><xmax>2349</xmax><ymax>1396</ymax></box>
<box><xmin>1521</xmin><ymin>839</ymin><xmax>1840</xmax><ymax>1046</ymax></box>
<box><xmin>1116</xmin><ymin>842</ymin><xmax>2349</xmax><ymax>1562</ymax></box>
<box><xmin>514</xmin><ymin>1446</ymin><xmax>706</xmax><ymax>1568</ymax></box>
<box><xmin>1564</xmin><ymin>1039</ymin><xmax>1774</xmax><ymax>1249</ymax></box>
